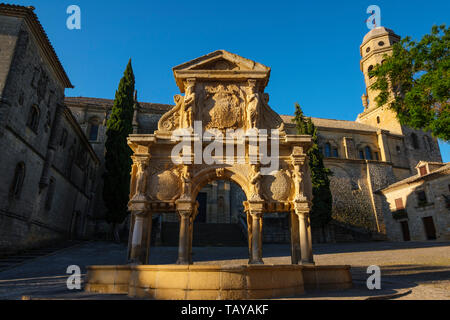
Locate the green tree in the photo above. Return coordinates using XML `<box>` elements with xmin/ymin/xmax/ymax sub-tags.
<box><xmin>371</xmin><ymin>24</ymin><xmax>449</xmax><ymax>141</ymax></box>
<box><xmin>103</xmin><ymin>59</ymin><xmax>135</xmax><ymax>241</ymax></box>
<box><xmin>292</xmin><ymin>103</ymin><xmax>333</xmax><ymax>231</ymax></box>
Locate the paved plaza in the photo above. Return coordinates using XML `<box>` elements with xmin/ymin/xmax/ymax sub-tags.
<box><xmin>0</xmin><ymin>241</ymin><xmax>449</xmax><ymax>300</ymax></box>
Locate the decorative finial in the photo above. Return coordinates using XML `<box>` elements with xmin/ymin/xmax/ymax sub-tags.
<box><xmin>362</xmin><ymin>93</ymin><xmax>368</xmax><ymax>109</ymax></box>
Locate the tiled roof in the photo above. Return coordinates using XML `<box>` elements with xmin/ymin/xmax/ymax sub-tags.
<box><xmin>280</xmin><ymin>115</ymin><xmax>379</xmax><ymax>132</ymax></box>
<box><xmin>64</xmin><ymin>96</ymin><xmax>173</xmax><ymax>113</ymax></box>
<box><xmin>380</xmin><ymin>163</ymin><xmax>450</xmax><ymax>192</ymax></box>
<box><xmin>0</xmin><ymin>3</ymin><xmax>73</xmax><ymax>88</ymax></box>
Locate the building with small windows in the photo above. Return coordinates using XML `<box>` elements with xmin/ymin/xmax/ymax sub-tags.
<box><xmin>0</xmin><ymin>5</ymin><xmax>99</xmax><ymax>254</ymax></box>
<box><xmin>377</xmin><ymin>162</ymin><xmax>450</xmax><ymax>241</ymax></box>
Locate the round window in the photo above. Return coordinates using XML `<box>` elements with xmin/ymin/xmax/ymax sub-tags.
<box><xmin>378</xmin><ymin>41</ymin><xmax>385</xmax><ymax>46</ymax></box>
<box><xmin>366</xmin><ymin>47</ymin><xmax>371</xmax><ymax>53</ymax></box>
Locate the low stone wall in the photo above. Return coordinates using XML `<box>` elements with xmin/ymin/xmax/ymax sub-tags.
<box><xmin>85</xmin><ymin>264</ymin><xmax>352</xmax><ymax>300</ymax></box>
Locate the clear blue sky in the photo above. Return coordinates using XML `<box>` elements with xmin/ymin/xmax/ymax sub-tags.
<box><xmin>10</xmin><ymin>0</ymin><xmax>450</xmax><ymax>161</ymax></box>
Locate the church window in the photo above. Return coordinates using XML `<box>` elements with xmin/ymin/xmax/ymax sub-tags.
<box><xmin>411</xmin><ymin>133</ymin><xmax>419</xmax><ymax>149</ymax></box>
<box><xmin>88</xmin><ymin>118</ymin><xmax>100</xmax><ymax>141</ymax></box>
<box><xmin>364</xmin><ymin>146</ymin><xmax>373</xmax><ymax>160</ymax></box>
<box><xmin>376</xmin><ymin>116</ymin><xmax>380</xmax><ymax>124</ymax></box>
<box><xmin>359</xmin><ymin>150</ymin><xmax>365</xmax><ymax>160</ymax></box>
<box><xmin>366</xmin><ymin>47</ymin><xmax>371</xmax><ymax>53</ymax></box>
<box><xmin>396</xmin><ymin>146</ymin><xmax>401</xmax><ymax>154</ymax></box>
<box><xmin>378</xmin><ymin>41</ymin><xmax>385</xmax><ymax>47</ymax></box>
<box><xmin>332</xmin><ymin>148</ymin><xmax>339</xmax><ymax>158</ymax></box>
<box><xmin>324</xmin><ymin>143</ymin><xmax>331</xmax><ymax>157</ymax></box>
<box><xmin>45</xmin><ymin>177</ymin><xmax>56</xmax><ymax>210</ymax></box>
<box><xmin>27</xmin><ymin>105</ymin><xmax>40</xmax><ymax>132</ymax></box>
<box><xmin>368</xmin><ymin>65</ymin><xmax>374</xmax><ymax>78</ymax></box>
<box><xmin>10</xmin><ymin>162</ymin><xmax>25</xmax><ymax>199</ymax></box>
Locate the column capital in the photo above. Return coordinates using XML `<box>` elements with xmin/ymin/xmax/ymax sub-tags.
<box><xmin>246</xmin><ymin>199</ymin><xmax>265</xmax><ymax>213</ymax></box>
<box><xmin>128</xmin><ymin>198</ymin><xmax>150</xmax><ymax>212</ymax></box>
<box><xmin>175</xmin><ymin>198</ymin><xmax>196</xmax><ymax>214</ymax></box>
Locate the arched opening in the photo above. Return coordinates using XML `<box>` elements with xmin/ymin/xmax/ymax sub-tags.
<box><xmin>368</xmin><ymin>65</ymin><xmax>374</xmax><ymax>78</ymax></box>
<box><xmin>10</xmin><ymin>162</ymin><xmax>25</xmax><ymax>199</ymax></box>
<box><xmin>26</xmin><ymin>105</ymin><xmax>40</xmax><ymax>132</ymax></box>
<box><xmin>192</xmin><ymin>179</ymin><xmax>248</xmax><ymax>248</ymax></box>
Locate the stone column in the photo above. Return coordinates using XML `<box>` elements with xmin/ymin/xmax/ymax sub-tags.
<box><xmin>295</xmin><ymin>209</ymin><xmax>315</xmax><ymax>265</ymax></box>
<box><xmin>176</xmin><ymin>210</ymin><xmax>192</xmax><ymax>265</ymax></box>
<box><xmin>188</xmin><ymin>204</ymin><xmax>198</xmax><ymax>264</ymax></box>
<box><xmin>249</xmin><ymin>211</ymin><xmax>264</xmax><ymax>264</ymax></box>
<box><xmin>306</xmin><ymin>216</ymin><xmax>314</xmax><ymax>264</ymax></box>
<box><xmin>129</xmin><ymin>210</ymin><xmax>151</xmax><ymax>264</ymax></box>
<box><xmin>290</xmin><ymin>210</ymin><xmax>301</xmax><ymax>264</ymax></box>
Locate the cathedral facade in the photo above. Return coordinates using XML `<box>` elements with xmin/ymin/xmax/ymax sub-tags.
<box><xmin>66</xmin><ymin>28</ymin><xmax>442</xmax><ymax>243</ymax></box>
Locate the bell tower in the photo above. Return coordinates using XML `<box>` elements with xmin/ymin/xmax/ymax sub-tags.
<box><xmin>356</xmin><ymin>27</ymin><xmax>402</xmax><ymax>134</ymax></box>
<box><xmin>356</xmin><ymin>27</ymin><xmax>442</xmax><ymax>170</ymax></box>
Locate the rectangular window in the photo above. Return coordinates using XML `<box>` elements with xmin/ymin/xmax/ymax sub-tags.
<box><xmin>416</xmin><ymin>190</ymin><xmax>427</xmax><ymax>206</ymax></box>
<box><xmin>395</xmin><ymin>198</ymin><xmax>404</xmax><ymax>210</ymax></box>
<box><xmin>332</xmin><ymin>148</ymin><xmax>339</xmax><ymax>158</ymax></box>
<box><xmin>374</xmin><ymin>152</ymin><xmax>379</xmax><ymax>160</ymax></box>
<box><xmin>359</xmin><ymin>150</ymin><xmax>364</xmax><ymax>160</ymax></box>
<box><xmin>419</xmin><ymin>166</ymin><xmax>427</xmax><ymax>176</ymax></box>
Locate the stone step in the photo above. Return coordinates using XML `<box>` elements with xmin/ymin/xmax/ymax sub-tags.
<box><xmin>161</xmin><ymin>222</ymin><xmax>247</xmax><ymax>247</ymax></box>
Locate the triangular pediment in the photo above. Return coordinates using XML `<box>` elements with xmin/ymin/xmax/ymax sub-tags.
<box><xmin>172</xmin><ymin>50</ymin><xmax>271</xmax><ymax>92</ymax></box>
<box><xmin>173</xmin><ymin>50</ymin><xmax>270</xmax><ymax>72</ymax></box>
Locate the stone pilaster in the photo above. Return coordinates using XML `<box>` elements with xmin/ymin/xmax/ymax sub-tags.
<box><xmin>176</xmin><ymin>199</ymin><xmax>195</xmax><ymax>265</ymax></box>
<box><xmin>247</xmin><ymin>200</ymin><xmax>264</xmax><ymax>265</ymax></box>
<box><xmin>293</xmin><ymin>200</ymin><xmax>315</xmax><ymax>265</ymax></box>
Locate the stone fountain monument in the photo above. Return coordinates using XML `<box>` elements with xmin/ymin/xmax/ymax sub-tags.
<box><xmin>85</xmin><ymin>50</ymin><xmax>352</xmax><ymax>299</ymax></box>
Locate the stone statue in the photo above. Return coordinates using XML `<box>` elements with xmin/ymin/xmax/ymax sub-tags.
<box><xmin>246</xmin><ymin>82</ymin><xmax>261</xmax><ymax>129</ymax></box>
<box><xmin>292</xmin><ymin>164</ymin><xmax>306</xmax><ymax>201</ymax></box>
<box><xmin>250</xmin><ymin>164</ymin><xmax>263</xmax><ymax>200</ymax></box>
<box><xmin>135</xmin><ymin>160</ymin><xmax>147</xmax><ymax>196</ymax></box>
<box><xmin>183</xmin><ymin>81</ymin><xmax>196</xmax><ymax>128</ymax></box>
<box><xmin>180</xmin><ymin>166</ymin><xmax>192</xmax><ymax>199</ymax></box>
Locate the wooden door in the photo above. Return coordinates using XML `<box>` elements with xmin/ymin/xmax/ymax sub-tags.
<box><xmin>422</xmin><ymin>216</ymin><xmax>437</xmax><ymax>240</ymax></box>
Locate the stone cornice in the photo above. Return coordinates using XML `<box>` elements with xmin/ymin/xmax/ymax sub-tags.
<box><xmin>0</xmin><ymin>4</ymin><xmax>73</xmax><ymax>88</ymax></box>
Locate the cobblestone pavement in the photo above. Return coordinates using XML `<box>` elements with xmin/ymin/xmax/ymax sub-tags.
<box><xmin>0</xmin><ymin>241</ymin><xmax>449</xmax><ymax>300</ymax></box>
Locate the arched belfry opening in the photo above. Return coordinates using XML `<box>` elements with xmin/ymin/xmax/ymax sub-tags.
<box><xmin>126</xmin><ymin>50</ymin><xmax>314</xmax><ymax>266</ymax></box>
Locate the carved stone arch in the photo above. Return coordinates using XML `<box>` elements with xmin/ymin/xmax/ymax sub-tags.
<box><xmin>190</xmin><ymin>166</ymin><xmax>252</xmax><ymax>202</ymax></box>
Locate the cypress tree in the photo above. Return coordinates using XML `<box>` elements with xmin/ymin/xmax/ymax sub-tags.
<box><xmin>292</xmin><ymin>103</ymin><xmax>333</xmax><ymax>234</ymax></box>
<box><xmin>103</xmin><ymin>59</ymin><xmax>135</xmax><ymax>240</ymax></box>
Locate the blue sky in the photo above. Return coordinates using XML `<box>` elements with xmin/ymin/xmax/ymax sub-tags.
<box><xmin>10</xmin><ymin>0</ymin><xmax>450</xmax><ymax>161</ymax></box>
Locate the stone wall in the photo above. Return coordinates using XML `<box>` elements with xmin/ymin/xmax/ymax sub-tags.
<box><xmin>380</xmin><ymin>169</ymin><xmax>450</xmax><ymax>241</ymax></box>
<box><xmin>0</xmin><ymin>16</ymin><xmax>98</xmax><ymax>253</ymax></box>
